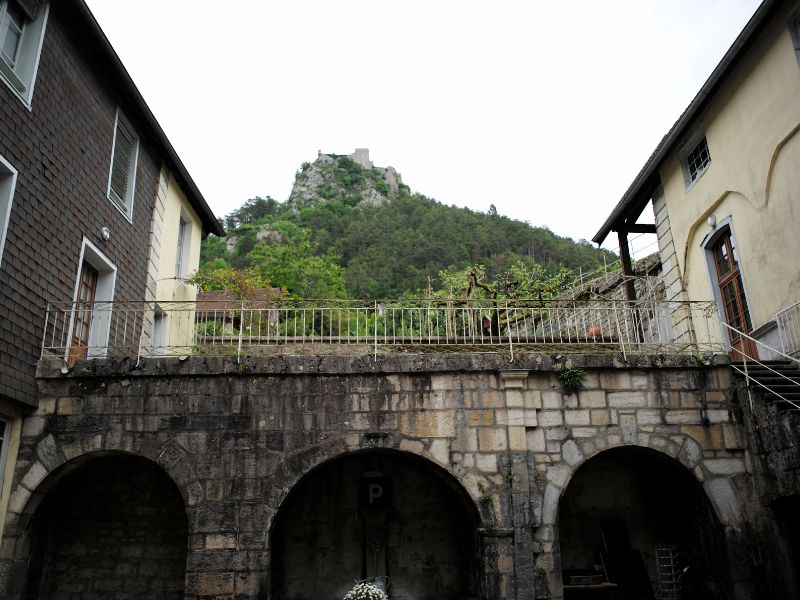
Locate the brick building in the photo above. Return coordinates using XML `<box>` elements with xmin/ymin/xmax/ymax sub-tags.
<box><xmin>0</xmin><ymin>0</ymin><xmax>222</xmax><ymax>545</ymax></box>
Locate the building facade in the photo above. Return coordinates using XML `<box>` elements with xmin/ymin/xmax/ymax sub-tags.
<box><xmin>0</xmin><ymin>0</ymin><xmax>221</xmax><ymax>548</ymax></box>
<box><xmin>594</xmin><ymin>0</ymin><xmax>800</xmax><ymax>359</ymax></box>
<box><xmin>595</xmin><ymin>0</ymin><xmax>800</xmax><ymax>596</ymax></box>
<box><xmin>147</xmin><ymin>170</ymin><xmax>208</xmax><ymax>355</ymax></box>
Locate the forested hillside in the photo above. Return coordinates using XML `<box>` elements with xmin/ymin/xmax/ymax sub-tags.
<box><xmin>199</xmin><ymin>154</ymin><xmax>615</xmax><ymax>299</ymax></box>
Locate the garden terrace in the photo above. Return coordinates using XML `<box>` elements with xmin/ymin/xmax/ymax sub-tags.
<box><xmin>40</xmin><ymin>298</ymin><xmax>725</xmax><ymax>365</ymax></box>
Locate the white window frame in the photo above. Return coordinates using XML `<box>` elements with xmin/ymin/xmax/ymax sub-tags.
<box><xmin>0</xmin><ymin>417</ymin><xmax>10</xmax><ymax>498</ymax></box>
<box><xmin>175</xmin><ymin>215</ymin><xmax>192</xmax><ymax>279</ymax></box>
<box><xmin>65</xmin><ymin>238</ymin><xmax>117</xmax><ymax>362</ymax></box>
<box><xmin>679</xmin><ymin>129</ymin><xmax>711</xmax><ymax>190</ymax></box>
<box><xmin>107</xmin><ymin>109</ymin><xmax>139</xmax><ymax>222</ymax></box>
<box><xmin>0</xmin><ymin>0</ymin><xmax>48</xmax><ymax>108</ymax></box>
<box><xmin>0</xmin><ymin>153</ymin><xmax>17</xmax><ymax>268</ymax></box>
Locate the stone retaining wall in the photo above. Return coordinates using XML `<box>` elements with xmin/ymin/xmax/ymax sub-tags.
<box><xmin>0</xmin><ymin>352</ymin><xmax>755</xmax><ymax>599</ymax></box>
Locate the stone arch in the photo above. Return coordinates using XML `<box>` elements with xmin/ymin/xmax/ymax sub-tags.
<box><xmin>550</xmin><ymin>440</ymin><xmax>734</xmax><ymax>599</ymax></box>
<box><xmin>5</xmin><ymin>432</ymin><xmax>201</xmax><ymax>537</ymax></box>
<box><xmin>0</xmin><ymin>431</ymin><xmax>202</xmax><ymax>599</ymax></box>
<box><xmin>266</xmin><ymin>434</ymin><xmax>487</xmax><ymax>523</ymax></box>
<box><xmin>269</xmin><ymin>447</ymin><xmax>483</xmax><ymax>600</ymax></box>
<box><xmin>764</xmin><ymin>121</ymin><xmax>800</xmax><ymax>207</ymax></box>
<box><xmin>540</xmin><ymin>432</ymin><xmax>742</xmax><ymax>533</ymax></box>
<box><xmin>7</xmin><ymin>451</ymin><xmax>190</xmax><ymax>600</ymax></box>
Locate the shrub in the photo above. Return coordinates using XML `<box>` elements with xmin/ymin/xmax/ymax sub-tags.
<box><xmin>343</xmin><ymin>582</ymin><xmax>388</xmax><ymax>600</ymax></box>
<box><xmin>557</xmin><ymin>366</ymin><xmax>585</xmax><ymax>391</ymax></box>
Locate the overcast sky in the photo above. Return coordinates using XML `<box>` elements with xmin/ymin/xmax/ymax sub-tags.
<box><xmin>85</xmin><ymin>0</ymin><xmax>762</xmax><ymax>259</ymax></box>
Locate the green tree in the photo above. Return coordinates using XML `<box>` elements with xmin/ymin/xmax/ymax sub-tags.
<box><xmin>438</xmin><ymin>261</ymin><xmax>572</xmax><ymax>301</ymax></box>
<box><xmin>436</xmin><ymin>260</ymin><xmax>574</xmax><ymax>334</ymax></box>
<box><xmin>187</xmin><ymin>265</ymin><xmax>272</xmax><ymax>299</ymax></box>
<box><xmin>248</xmin><ymin>232</ymin><xmax>346</xmax><ymax>299</ymax></box>
<box><xmin>199</xmin><ymin>235</ymin><xmax>228</xmax><ymax>265</ymax></box>
<box><xmin>223</xmin><ymin>196</ymin><xmax>278</xmax><ymax>230</ymax></box>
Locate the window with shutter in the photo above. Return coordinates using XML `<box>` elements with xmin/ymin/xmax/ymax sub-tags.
<box><xmin>107</xmin><ymin>110</ymin><xmax>139</xmax><ymax>219</ymax></box>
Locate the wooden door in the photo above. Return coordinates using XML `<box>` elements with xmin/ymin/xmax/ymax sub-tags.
<box><xmin>68</xmin><ymin>262</ymin><xmax>98</xmax><ymax>365</ymax></box>
<box><xmin>711</xmin><ymin>230</ymin><xmax>757</xmax><ymax>360</ymax></box>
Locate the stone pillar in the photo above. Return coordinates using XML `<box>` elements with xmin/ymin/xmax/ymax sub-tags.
<box><xmin>480</xmin><ymin>527</ymin><xmax>516</xmax><ymax>599</ymax></box>
<box><xmin>499</xmin><ymin>371</ymin><xmax>539</xmax><ymax>600</ymax></box>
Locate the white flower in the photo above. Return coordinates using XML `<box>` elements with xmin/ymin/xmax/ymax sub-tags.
<box><xmin>343</xmin><ymin>582</ymin><xmax>389</xmax><ymax>600</ymax></box>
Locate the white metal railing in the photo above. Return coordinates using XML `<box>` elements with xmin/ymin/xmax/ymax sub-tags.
<box><xmin>40</xmin><ymin>298</ymin><xmax>724</xmax><ymax>363</ymax></box>
<box><xmin>776</xmin><ymin>301</ymin><xmax>800</xmax><ymax>357</ymax></box>
<box><xmin>719</xmin><ymin>320</ymin><xmax>800</xmax><ymax>411</ymax></box>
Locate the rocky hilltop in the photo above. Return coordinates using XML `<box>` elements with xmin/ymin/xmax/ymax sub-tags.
<box><xmin>288</xmin><ymin>148</ymin><xmax>407</xmax><ymax>209</ymax></box>
<box><xmin>202</xmin><ymin>151</ymin><xmax>617</xmax><ymax>298</ymax></box>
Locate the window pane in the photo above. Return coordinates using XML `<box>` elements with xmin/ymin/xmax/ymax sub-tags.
<box><xmin>1</xmin><ymin>19</ymin><xmax>22</xmax><ymax>66</ymax></box>
<box><xmin>730</xmin><ymin>237</ymin><xmax>739</xmax><ymax>266</ymax></box>
<box><xmin>6</xmin><ymin>3</ymin><xmax>24</xmax><ymax>29</ymax></box>
<box><xmin>686</xmin><ymin>137</ymin><xmax>711</xmax><ymax>182</ymax></box>
<box><xmin>736</xmin><ymin>274</ymin><xmax>752</xmax><ymax>330</ymax></box>
<box><xmin>715</xmin><ymin>241</ymin><xmax>730</xmax><ymax>276</ymax></box>
<box><xmin>1</xmin><ymin>3</ymin><xmax>24</xmax><ymax>64</ymax></box>
<box><xmin>175</xmin><ymin>220</ymin><xmax>187</xmax><ymax>276</ymax></box>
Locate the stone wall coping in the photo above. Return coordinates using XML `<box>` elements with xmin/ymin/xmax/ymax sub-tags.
<box><xmin>38</xmin><ymin>352</ymin><xmax>730</xmax><ymax>380</ymax></box>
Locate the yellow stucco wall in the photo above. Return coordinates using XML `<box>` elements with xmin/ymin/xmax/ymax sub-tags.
<box><xmin>658</xmin><ymin>9</ymin><xmax>800</xmax><ymax>333</ymax></box>
<box><xmin>155</xmin><ymin>173</ymin><xmax>203</xmax><ymax>350</ymax></box>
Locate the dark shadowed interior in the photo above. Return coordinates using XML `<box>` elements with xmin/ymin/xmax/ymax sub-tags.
<box><xmin>558</xmin><ymin>447</ymin><xmax>728</xmax><ymax>600</ymax></box>
<box><xmin>271</xmin><ymin>450</ymin><xmax>480</xmax><ymax>600</ymax></box>
<box><xmin>25</xmin><ymin>455</ymin><xmax>188</xmax><ymax>600</ymax></box>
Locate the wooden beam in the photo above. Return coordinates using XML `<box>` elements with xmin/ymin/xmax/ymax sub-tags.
<box><xmin>617</xmin><ymin>230</ymin><xmax>637</xmax><ymax>303</ymax></box>
<box><xmin>622</xmin><ymin>223</ymin><xmax>656</xmax><ymax>234</ymax></box>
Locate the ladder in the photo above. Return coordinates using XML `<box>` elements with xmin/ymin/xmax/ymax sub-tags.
<box><xmin>654</xmin><ymin>545</ymin><xmax>680</xmax><ymax>600</ymax></box>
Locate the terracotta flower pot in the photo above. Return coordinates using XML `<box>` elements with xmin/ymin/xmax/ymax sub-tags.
<box><xmin>587</xmin><ymin>323</ymin><xmax>602</xmax><ymax>338</ymax></box>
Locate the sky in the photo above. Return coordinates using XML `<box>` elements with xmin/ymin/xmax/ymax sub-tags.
<box><xmin>84</xmin><ymin>0</ymin><xmax>762</xmax><ymax>260</ymax></box>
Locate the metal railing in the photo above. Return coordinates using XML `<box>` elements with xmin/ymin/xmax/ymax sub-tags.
<box><xmin>776</xmin><ymin>301</ymin><xmax>800</xmax><ymax>357</ymax></box>
<box><xmin>719</xmin><ymin>320</ymin><xmax>800</xmax><ymax>411</ymax></box>
<box><xmin>40</xmin><ymin>298</ymin><xmax>725</xmax><ymax>363</ymax></box>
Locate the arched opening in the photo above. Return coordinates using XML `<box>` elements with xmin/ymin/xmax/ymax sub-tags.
<box><xmin>557</xmin><ymin>447</ymin><xmax>728</xmax><ymax>600</ymax></box>
<box><xmin>769</xmin><ymin>494</ymin><xmax>800</xmax><ymax>599</ymax></box>
<box><xmin>270</xmin><ymin>449</ymin><xmax>481</xmax><ymax>600</ymax></box>
<box><xmin>25</xmin><ymin>455</ymin><xmax>188</xmax><ymax>600</ymax></box>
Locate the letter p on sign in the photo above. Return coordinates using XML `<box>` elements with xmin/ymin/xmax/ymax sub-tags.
<box><xmin>368</xmin><ymin>483</ymin><xmax>384</xmax><ymax>504</ymax></box>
